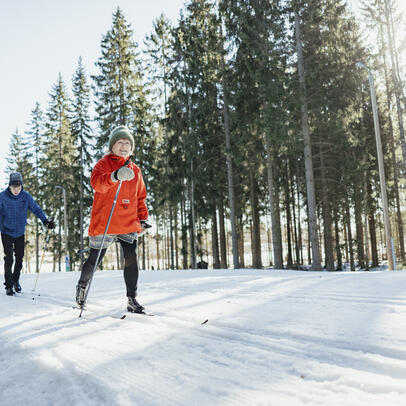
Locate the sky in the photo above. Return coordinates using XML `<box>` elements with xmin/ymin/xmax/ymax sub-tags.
<box><xmin>0</xmin><ymin>0</ymin><xmax>185</xmax><ymax>187</ymax></box>
<box><xmin>1</xmin><ymin>267</ymin><xmax>406</xmax><ymax>405</ymax></box>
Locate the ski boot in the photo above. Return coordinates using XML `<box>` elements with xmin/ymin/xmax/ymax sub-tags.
<box><xmin>127</xmin><ymin>297</ymin><xmax>145</xmax><ymax>313</ymax></box>
<box><xmin>14</xmin><ymin>281</ymin><xmax>22</xmax><ymax>293</ymax></box>
<box><xmin>76</xmin><ymin>284</ymin><xmax>87</xmax><ymax>307</ymax></box>
<box><xmin>5</xmin><ymin>286</ymin><xmax>15</xmax><ymax>296</ymax></box>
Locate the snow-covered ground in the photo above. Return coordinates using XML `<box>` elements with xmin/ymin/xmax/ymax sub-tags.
<box><xmin>1</xmin><ymin>268</ymin><xmax>406</xmax><ymax>406</ymax></box>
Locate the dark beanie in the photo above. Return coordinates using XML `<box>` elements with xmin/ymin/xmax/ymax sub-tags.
<box><xmin>9</xmin><ymin>172</ymin><xmax>23</xmax><ymax>186</ymax></box>
<box><xmin>108</xmin><ymin>126</ymin><xmax>134</xmax><ymax>152</ymax></box>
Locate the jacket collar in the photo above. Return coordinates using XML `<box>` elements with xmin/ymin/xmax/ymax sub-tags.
<box><xmin>106</xmin><ymin>153</ymin><xmax>130</xmax><ymax>166</ymax></box>
<box><xmin>5</xmin><ymin>187</ymin><xmax>23</xmax><ymax>200</ymax></box>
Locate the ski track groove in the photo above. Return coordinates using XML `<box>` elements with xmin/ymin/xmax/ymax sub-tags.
<box><xmin>143</xmin><ymin>311</ymin><xmax>406</xmax><ymax>386</ymax></box>
<box><xmin>14</xmin><ymin>291</ymin><xmax>406</xmax><ymax>379</ymax></box>
<box><xmin>283</xmin><ymin>291</ymin><xmax>406</xmax><ymax>307</ymax></box>
<box><xmin>1</xmin><ymin>293</ymin><xmax>269</xmax><ymax>406</ymax></box>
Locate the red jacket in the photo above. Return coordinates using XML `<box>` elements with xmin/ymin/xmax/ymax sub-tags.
<box><xmin>88</xmin><ymin>154</ymin><xmax>148</xmax><ymax>236</ymax></box>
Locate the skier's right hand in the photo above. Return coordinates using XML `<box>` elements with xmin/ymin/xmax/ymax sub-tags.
<box><xmin>111</xmin><ymin>167</ymin><xmax>135</xmax><ymax>182</ymax></box>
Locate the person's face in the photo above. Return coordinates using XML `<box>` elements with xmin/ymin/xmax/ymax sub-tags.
<box><xmin>10</xmin><ymin>184</ymin><xmax>22</xmax><ymax>196</ymax></box>
<box><xmin>111</xmin><ymin>138</ymin><xmax>132</xmax><ymax>158</ymax></box>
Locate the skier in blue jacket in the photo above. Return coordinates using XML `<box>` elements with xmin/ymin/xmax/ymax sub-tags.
<box><xmin>0</xmin><ymin>172</ymin><xmax>55</xmax><ymax>295</ymax></box>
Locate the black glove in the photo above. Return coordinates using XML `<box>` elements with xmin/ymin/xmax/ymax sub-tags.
<box><xmin>44</xmin><ymin>219</ymin><xmax>56</xmax><ymax>230</ymax></box>
<box><xmin>140</xmin><ymin>220</ymin><xmax>152</xmax><ymax>230</ymax></box>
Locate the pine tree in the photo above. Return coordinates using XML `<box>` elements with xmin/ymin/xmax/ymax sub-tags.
<box><xmin>144</xmin><ymin>14</ymin><xmax>178</xmax><ymax>268</ymax></box>
<box><xmin>221</xmin><ymin>0</ymin><xmax>290</xmax><ymax>268</ymax></box>
<box><xmin>25</xmin><ymin>102</ymin><xmax>47</xmax><ymax>272</ymax></box>
<box><xmin>43</xmin><ymin>74</ymin><xmax>75</xmax><ymax>272</ymax></box>
<box><xmin>5</xmin><ymin>128</ymin><xmax>27</xmax><ymax>176</ymax></box>
<box><xmin>168</xmin><ymin>0</ymin><xmax>229</xmax><ymax>268</ymax></box>
<box><xmin>92</xmin><ymin>7</ymin><xmax>153</xmax><ymax>160</ymax></box>
<box><xmin>70</xmin><ymin>56</ymin><xmax>93</xmax><ymax>268</ymax></box>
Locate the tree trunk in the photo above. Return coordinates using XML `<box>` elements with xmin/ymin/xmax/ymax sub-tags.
<box><xmin>319</xmin><ymin>146</ymin><xmax>334</xmax><ymax>271</ymax></box>
<box><xmin>364</xmin><ymin>211</ymin><xmax>370</xmax><ymax>271</ymax></box>
<box><xmin>115</xmin><ymin>242</ymin><xmax>120</xmax><ymax>270</ymax></box>
<box><xmin>218</xmin><ymin>195</ymin><xmax>227</xmax><ymax>268</ymax></box>
<box><xmin>220</xmin><ymin>18</ymin><xmax>239</xmax><ymax>269</ymax></box>
<box><xmin>211</xmin><ymin>199</ymin><xmax>220</xmax><ymax>269</ymax></box>
<box><xmin>294</xmin><ymin>10</ymin><xmax>322</xmax><ymax>270</ymax></box>
<box><xmin>166</xmin><ymin>225</ymin><xmax>170</xmax><ymax>269</ymax></box>
<box><xmin>297</xmin><ymin>170</ymin><xmax>304</xmax><ymax>265</ymax></box>
<box><xmin>380</xmin><ymin>23</ymin><xmax>405</xmax><ymax>263</ymax></box>
<box><xmin>344</xmin><ymin>193</ymin><xmax>355</xmax><ymax>272</ymax></box>
<box><xmin>367</xmin><ymin>182</ymin><xmax>379</xmax><ymax>267</ymax></box>
<box><xmin>237</xmin><ymin>216</ymin><xmax>245</xmax><ymax>268</ymax></box>
<box><xmin>354</xmin><ymin>188</ymin><xmax>365</xmax><ymax>269</ymax></box>
<box><xmin>141</xmin><ymin>236</ymin><xmax>146</xmax><ymax>270</ymax></box>
<box><xmin>175</xmin><ymin>205</ymin><xmax>179</xmax><ymax>270</ymax></box>
<box><xmin>334</xmin><ymin>210</ymin><xmax>342</xmax><ymax>271</ymax></box>
<box><xmin>266</xmin><ymin>220</ymin><xmax>272</xmax><ymax>267</ymax></box>
<box><xmin>35</xmin><ymin>219</ymin><xmax>39</xmax><ymax>273</ymax></box>
<box><xmin>290</xmin><ymin>167</ymin><xmax>300</xmax><ymax>267</ymax></box>
<box><xmin>264</xmin><ymin>135</ymin><xmax>283</xmax><ymax>269</ymax></box>
<box><xmin>284</xmin><ymin>164</ymin><xmax>293</xmax><ymax>268</ymax></box>
<box><xmin>249</xmin><ymin>169</ymin><xmax>262</xmax><ymax>269</ymax></box>
<box><xmin>189</xmin><ymin>161</ymin><xmax>197</xmax><ymax>269</ymax></box>
<box><xmin>156</xmin><ymin>224</ymin><xmax>161</xmax><ymax>270</ymax></box>
<box><xmin>169</xmin><ymin>203</ymin><xmax>174</xmax><ymax>269</ymax></box>
<box><xmin>343</xmin><ymin>219</ymin><xmax>349</xmax><ymax>264</ymax></box>
<box><xmin>181</xmin><ymin>192</ymin><xmax>188</xmax><ymax>269</ymax></box>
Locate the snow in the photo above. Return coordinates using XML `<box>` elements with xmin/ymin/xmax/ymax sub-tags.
<box><xmin>1</xmin><ymin>268</ymin><xmax>406</xmax><ymax>406</ymax></box>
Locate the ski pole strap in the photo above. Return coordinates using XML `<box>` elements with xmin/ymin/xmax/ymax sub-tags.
<box><xmin>122</xmin><ymin>156</ymin><xmax>132</xmax><ymax>167</ymax></box>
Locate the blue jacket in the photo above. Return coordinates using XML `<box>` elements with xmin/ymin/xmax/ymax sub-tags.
<box><xmin>0</xmin><ymin>187</ymin><xmax>47</xmax><ymax>238</ymax></box>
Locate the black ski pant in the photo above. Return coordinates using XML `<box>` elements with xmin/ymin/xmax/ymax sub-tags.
<box><xmin>78</xmin><ymin>238</ymin><xmax>139</xmax><ymax>298</ymax></box>
<box><xmin>1</xmin><ymin>233</ymin><xmax>25</xmax><ymax>289</ymax></box>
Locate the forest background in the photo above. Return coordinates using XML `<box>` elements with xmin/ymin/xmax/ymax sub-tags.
<box><xmin>2</xmin><ymin>0</ymin><xmax>406</xmax><ymax>275</ymax></box>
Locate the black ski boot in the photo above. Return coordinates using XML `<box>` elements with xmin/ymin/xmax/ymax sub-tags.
<box><xmin>14</xmin><ymin>282</ymin><xmax>22</xmax><ymax>293</ymax></box>
<box><xmin>76</xmin><ymin>284</ymin><xmax>87</xmax><ymax>307</ymax></box>
<box><xmin>127</xmin><ymin>297</ymin><xmax>145</xmax><ymax>313</ymax></box>
<box><xmin>5</xmin><ymin>287</ymin><xmax>15</xmax><ymax>296</ymax></box>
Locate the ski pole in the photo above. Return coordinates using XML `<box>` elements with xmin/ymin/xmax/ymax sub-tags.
<box><xmin>32</xmin><ymin>218</ymin><xmax>54</xmax><ymax>294</ymax></box>
<box><xmin>79</xmin><ymin>157</ymin><xmax>131</xmax><ymax>317</ymax></box>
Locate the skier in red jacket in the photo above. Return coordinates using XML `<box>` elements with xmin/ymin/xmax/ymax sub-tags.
<box><xmin>76</xmin><ymin>126</ymin><xmax>151</xmax><ymax>313</ymax></box>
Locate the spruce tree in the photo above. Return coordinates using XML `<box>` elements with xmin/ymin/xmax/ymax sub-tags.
<box><xmin>25</xmin><ymin>102</ymin><xmax>47</xmax><ymax>272</ymax></box>
<box><xmin>92</xmin><ymin>7</ymin><xmax>153</xmax><ymax>161</ymax></box>
<box><xmin>43</xmin><ymin>74</ymin><xmax>75</xmax><ymax>272</ymax></box>
<box><xmin>70</xmin><ymin>56</ymin><xmax>93</xmax><ymax>268</ymax></box>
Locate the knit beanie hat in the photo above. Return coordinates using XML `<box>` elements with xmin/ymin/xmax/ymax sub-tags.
<box><xmin>108</xmin><ymin>126</ymin><xmax>134</xmax><ymax>152</ymax></box>
<box><xmin>9</xmin><ymin>172</ymin><xmax>23</xmax><ymax>186</ymax></box>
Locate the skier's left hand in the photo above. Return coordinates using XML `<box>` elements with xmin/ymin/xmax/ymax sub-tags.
<box><xmin>140</xmin><ymin>220</ymin><xmax>152</xmax><ymax>230</ymax></box>
<box><xmin>138</xmin><ymin>220</ymin><xmax>152</xmax><ymax>236</ymax></box>
<box><xmin>44</xmin><ymin>219</ymin><xmax>56</xmax><ymax>230</ymax></box>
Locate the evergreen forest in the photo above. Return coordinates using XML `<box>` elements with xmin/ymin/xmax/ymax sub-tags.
<box><xmin>7</xmin><ymin>0</ymin><xmax>406</xmax><ymax>273</ymax></box>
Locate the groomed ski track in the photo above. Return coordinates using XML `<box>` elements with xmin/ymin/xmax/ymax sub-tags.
<box><xmin>0</xmin><ymin>268</ymin><xmax>405</xmax><ymax>406</ymax></box>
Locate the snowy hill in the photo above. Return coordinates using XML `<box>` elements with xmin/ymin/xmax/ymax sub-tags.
<box><xmin>1</xmin><ymin>268</ymin><xmax>406</xmax><ymax>406</ymax></box>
